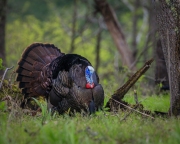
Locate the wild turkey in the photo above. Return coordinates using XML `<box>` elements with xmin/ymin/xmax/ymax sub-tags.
<box><xmin>16</xmin><ymin>43</ymin><xmax>104</xmax><ymax>114</ymax></box>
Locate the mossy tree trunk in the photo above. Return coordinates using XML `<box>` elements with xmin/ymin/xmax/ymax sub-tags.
<box><xmin>0</xmin><ymin>0</ymin><xmax>7</xmax><ymax>76</ymax></box>
<box><xmin>157</xmin><ymin>0</ymin><xmax>180</xmax><ymax>116</ymax></box>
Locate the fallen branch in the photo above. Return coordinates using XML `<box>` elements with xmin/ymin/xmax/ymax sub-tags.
<box><xmin>106</xmin><ymin>58</ymin><xmax>153</xmax><ymax>110</ymax></box>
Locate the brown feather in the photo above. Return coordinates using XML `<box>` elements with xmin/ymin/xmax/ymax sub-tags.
<box><xmin>16</xmin><ymin>67</ymin><xmax>31</xmax><ymax>77</ymax></box>
<box><xmin>19</xmin><ymin>82</ymin><xmax>30</xmax><ymax>88</ymax></box>
<box><xmin>23</xmin><ymin>50</ymin><xmax>47</xmax><ymax>64</ymax></box>
<box><xmin>16</xmin><ymin>43</ymin><xmax>61</xmax><ymax>99</ymax></box>
<box><xmin>21</xmin><ymin>56</ymin><xmax>43</xmax><ymax>65</ymax></box>
<box><xmin>42</xmin><ymin>44</ymin><xmax>61</xmax><ymax>56</ymax></box>
<box><xmin>34</xmin><ymin>86</ymin><xmax>47</xmax><ymax>95</ymax></box>
<box><xmin>16</xmin><ymin>75</ymin><xmax>34</xmax><ymax>82</ymax></box>
<box><xmin>30</xmin><ymin>71</ymin><xmax>41</xmax><ymax>79</ymax></box>
<box><xmin>27</xmin><ymin>46</ymin><xmax>53</xmax><ymax>63</ymax></box>
<box><xmin>33</xmin><ymin>61</ymin><xmax>45</xmax><ymax>71</ymax></box>
<box><xmin>18</xmin><ymin>59</ymin><xmax>33</xmax><ymax>71</ymax></box>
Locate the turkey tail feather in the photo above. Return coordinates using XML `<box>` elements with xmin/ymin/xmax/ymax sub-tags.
<box><xmin>16</xmin><ymin>43</ymin><xmax>63</xmax><ymax>98</ymax></box>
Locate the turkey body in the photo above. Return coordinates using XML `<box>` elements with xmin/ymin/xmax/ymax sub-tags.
<box><xmin>16</xmin><ymin>43</ymin><xmax>104</xmax><ymax>114</ymax></box>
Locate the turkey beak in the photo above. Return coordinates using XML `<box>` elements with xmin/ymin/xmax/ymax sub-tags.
<box><xmin>88</xmin><ymin>100</ymin><xmax>95</xmax><ymax>114</ymax></box>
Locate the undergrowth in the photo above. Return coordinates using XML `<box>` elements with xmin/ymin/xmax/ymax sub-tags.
<box><xmin>0</xmin><ymin>105</ymin><xmax>180</xmax><ymax>144</ymax></box>
<box><xmin>0</xmin><ymin>78</ymin><xmax>178</xmax><ymax>144</ymax></box>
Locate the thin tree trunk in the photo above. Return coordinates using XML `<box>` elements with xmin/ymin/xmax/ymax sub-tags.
<box><xmin>95</xmin><ymin>29</ymin><xmax>102</xmax><ymax>73</ymax></box>
<box><xmin>69</xmin><ymin>0</ymin><xmax>77</xmax><ymax>53</ymax></box>
<box><xmin>94</xmin><ymin>0</ymin><xmax>135</xmax><ymax>70</ymax></box>
<box><xmin>0</xmin><ymin>0</ymin><xmax>7</xmax><ymax>76</ymax></box>
<box><xmin>131</xmin><ymin>0</ymin><xmax>139</xmax><ymax>58</ymax></box>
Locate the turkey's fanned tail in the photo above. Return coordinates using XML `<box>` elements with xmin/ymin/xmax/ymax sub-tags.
<box><xmin>16</xmin><ymin>43</ymin><xmax>64</xmax><ymax>98</ymax></box>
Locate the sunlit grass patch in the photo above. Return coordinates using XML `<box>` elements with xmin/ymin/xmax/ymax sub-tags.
<box><xmin>123</xmin><ymin>92</ymin><xmax>170</xmax><ymax>112</ymax></box>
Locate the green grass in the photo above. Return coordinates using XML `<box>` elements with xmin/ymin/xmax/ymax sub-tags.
<box><xmin>124</xmin><ymin>93</ymin><xmax>170</xmax><ymax>112</ymax></box>
<box><xmin>0</xmin><ymin>109</ymin><xmax>180</xmax><ymax>144</ymax></box>
<box><xmin>0</xmin><ymin>90</ymin><xmax>179</xmax><ymax>144</ymax></box>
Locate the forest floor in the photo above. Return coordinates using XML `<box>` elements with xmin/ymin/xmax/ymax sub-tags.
<box><xmin>1</xmin><ymin>86</ymin><xmax>179</xmax><ymax>144</ymax></box>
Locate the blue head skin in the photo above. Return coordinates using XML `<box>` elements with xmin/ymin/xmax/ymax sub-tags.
<box><xmin>85</xmin><ymin>66</ymin><xmax>95</xmax><ymax>89</ymax></box>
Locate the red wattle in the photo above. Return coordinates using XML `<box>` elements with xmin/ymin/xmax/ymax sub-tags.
<box><xmin>86</xmin><ymin>83</ymin><xmax>94</xmax><ymax>89</ymax></box>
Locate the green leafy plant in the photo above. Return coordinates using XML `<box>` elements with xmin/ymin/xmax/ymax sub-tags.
<box><xmin>0</xmin><ymin>58</ymin><xmax>4</xmax><ymax>70</ymax></box>
<box><xmin>32</xmin><ymin>98</ymin><xmax>54</xmax><ymax>125</ymax></box>
<box><xmin>0</xmin><ymin>101</ymin><xmax>7</xmax><ymax>111</ymax></box>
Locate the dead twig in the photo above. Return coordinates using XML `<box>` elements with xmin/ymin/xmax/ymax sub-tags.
<box><xmin>1</xmin><ymin>95</ymin><xmax>12</xmax><ymax>102</ymax></box>
<box><xmin>111</xmin><ymin>98</ymin><xmax>155</xmax><ymax>120</ymax></box>
<box><xmin>120</xmin><ymin>90</ymin><xmax>139</xmax><ymax>121</ymax></box>
<box><xmin>120</xmin><ymin>104</ymin><xmax>140</xmax><ymax>121</ymax></box>
<box><xmin>0</xmin><ymin>66</ymin><xmax>14</xmax><ymax>89</ymax></box>
<box><xmin>121</xmin><ymin>94</ymin><xmax>148</xmax><ymax>121</ymax></box>
<box><xmin>134</xmin><ymin>90</ymin><xmax>138</xmax><ymax>104</ymax></box>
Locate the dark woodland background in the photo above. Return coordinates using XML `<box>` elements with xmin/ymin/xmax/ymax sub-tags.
<box><xmin>0</xmin><ymin>0</ymin><xmax>164</xmax><ymax>90</ymax></box>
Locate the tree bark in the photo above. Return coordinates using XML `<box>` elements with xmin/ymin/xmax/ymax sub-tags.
<box><xmin>156</xmin><ymin>0</ymin><xmax>180</xmax><ymax>116</ymax></box>
<box><xmin>0</xmin><ymin>0</ymin><xmax>7</xmax><ymax>75</ymax></box>
<box><xmin>94</xmin><ymin>0</ymin><xmax>135</xmax><ymax>70</ymax></box>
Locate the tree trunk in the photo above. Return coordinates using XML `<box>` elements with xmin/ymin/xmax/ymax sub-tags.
<box><xmin>156</xmin><ymin>0</ymin><xmax>180</xmax><ymax>116</ymax></box>
<box><xmin>131</xmin><ymin>0</ymin><xmax>139</xmax><ymax>58</ymax></box>
<box><xmin>94</xmin><ymin>0</ymin><xmax>135</xmax><ymax>70</ymax></box>
<box><xmin>95</xmin><ymin>29</ymin><xmax>102</xmax><ymax>73</ymax></box>
<box><xmin>0</xmin><ymin>0</ymin><xmax>7</xmax><ymax>76</ymax></box>
<box><xmin>69</xmin><ymin>0</ymin><xmax>77</xmax><ymax>53</ymax></box>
